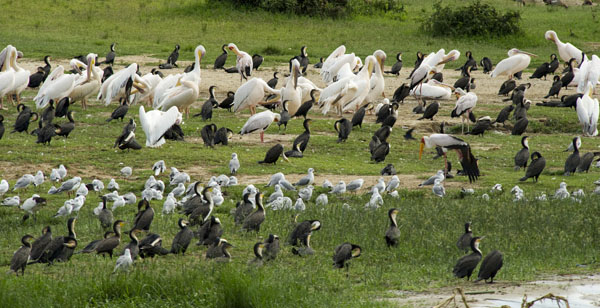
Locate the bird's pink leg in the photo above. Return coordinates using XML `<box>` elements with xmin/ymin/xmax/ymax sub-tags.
<box><xmin>260</xmin><ymin>131</ymin><xmax>264</xmax><ymax>143</ymax></box>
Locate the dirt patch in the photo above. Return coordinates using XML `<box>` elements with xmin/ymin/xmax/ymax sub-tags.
<box><xmin>388</xmin><ymin>274</ymin><xmax>600</xmax><ymax>308</ymax></box>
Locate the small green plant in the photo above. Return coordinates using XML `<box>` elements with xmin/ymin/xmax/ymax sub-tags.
<box><xmin>422</xmin><ymin>1</ymin><xmax>521</xmax><ymax>37</ymax></box>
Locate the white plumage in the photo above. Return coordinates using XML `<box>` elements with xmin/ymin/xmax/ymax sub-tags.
<box><xmin>69</xmin><ymin>54</ymin><xmax>102</xmax><ymax>109</ymax></box>
<box><xmin>366</xmin><ymin>50</ymin><xmax>386</xmax><ymax>104</ymax></box>
<box><xmin>232</xmin><ymin>78</ymin><xmax>280</xmax><ymax>114</ymax></box>
<box><xmin>0</xmin><ymin>46</ymin><xmax>16</xmax><ymax>109</ymax></box>
<box><xmin>577</xmin><ymin>55</ymin><xmax>600</xmax><ymax>93</ymax></box>
<box><xmin>113</xmin><ymin>248</ymin><xmax>133</xmax><ymax>273</ymax></box>
<box><xmin>229</xmin><ymin>153</ymin><xmax>240</xmax><ymax>175</ymax></box>
<box><xmin>139</xmin><ymin>105</ymin><xmax>182</xmax><ymax>148</ymax></box>
<box><xmin>34</xmin><ymin>64</ymin><xmax>80</xmax><ymax>109</ymax></box>
<box><xmin>491</xmin><ymin>48</ymin><xmax>536</xmax><ymax>79</ymax></box>
<box><xmin>157</xmin><ymin>79</ymin><xmax>199</xmax><ymax>117</ymax></box>
<box><xmin>7</xmin><ymin>47</ymin><xmax>29</xmax><ymax>103</ymax></box>
<box><xmin>239</xmin><ymin>110</ymin><xmax>280</xmax><ymax>142</ymax></box>
<box><xmin>98</xmin><ymin>63</ymin><xmax>148</xmax><ymax>106</ymax></box>
<box><xmin>228</xmin><ymin>43</ymin><xmax>253</xmax><ymax>81</ymax></box>
<box><xmin>280</xmin><ymin>59</ymin><xmax>302</xmax><ymax>115</ymax></box>
<box><xmin>545</xmin><ymin>30</ymin><xmax>587</xmax><ymax>65</ymax></box>
<box><xmin>409</xmin><ymin>79</ymin><xmax>453</xmax><ymax>100</ymax></box>
<box><xmin>576</xmin><ymin>83</ymin><xmax>599</xmax><ymax>136</ymax></box>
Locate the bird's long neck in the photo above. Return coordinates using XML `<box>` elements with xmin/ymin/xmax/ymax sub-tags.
<box><xmin>114</xmin><ymin>224</ymin><xmax>121</xmax><ymax>238</ymax></box>
<box><xmin>390</xmin><ymin>213</ymin><xmax>397</xmax><ymax>227</ymax></box>
<box><xmin>68</xmin><ymin>221</ymin><xmax>76</xmax><ymax>239</ymax></box>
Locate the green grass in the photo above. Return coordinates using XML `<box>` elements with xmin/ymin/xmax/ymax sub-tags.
<box><xmin>1</xmin><ymin>1</ymin><xmax>600</xmax><ymax>307</ymax></box>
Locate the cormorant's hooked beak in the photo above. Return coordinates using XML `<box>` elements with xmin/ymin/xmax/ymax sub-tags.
<box><xmin>419</xmin><ymin>141</ymin><xmax>424</xmax><ymax>160</ymax></box>
<box><xmin>282</xmin><ymin>152</ymin><xmax>289</xmax><ymax>162</ymax></box>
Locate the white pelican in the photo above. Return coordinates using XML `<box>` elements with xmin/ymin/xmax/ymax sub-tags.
<box><xmin>320</xmin><ymin>45</ymin><xmax>347</xmax><ymax>82</ymax></box>
<box><xmin>157</xmin><ymin>78</ymin><xmax>199</xmax><ymax>118</ymax></box>
<box><xmin>34</xmin><ymin>61</ymin><xmax>84</xmax><ymax>109</ymax></box>
<box><xmin>0</xmin><ymin>46</ymin><xmax>16</xmax><ymax>109</ymax></box>
<box><xmin>545</xmin><ymin>30</ymin><xmax>587</xmax><ymax>65</ymax></box>
<box><xmin>318</xmin><ymin>55</ymin><xmax>375</xmax><ymax>115</ymax></box>
<box><xmin>240</xmin><ymin>110</ymin><xmax>280</xmax><ymax>143</ymax></box>
<box><xmin>409</xmin><ymin>79</ymin><xmax>453</xmax><ymax>100</ymax></box>
<box><xmin>366</xmin><ymin>50</ymin><xmax>386</xmax><ymax>104</ymax></box>
<box><xmin>139</xmin><ymin>105</ymin><xmax>182</xmax><ymax>148</ymax></box>
<box><xmin>7</xmin><ymin>47</ymin><xmax>30</xmax><ymax>104</ymax></box>
<box><xmin>419</xmin><ymin>134</ymin><xmax>480</xmax><ymax>183</ymax></box>
<box><xmin>153</xmin><ymin>45</ymin><xmax>205</xmax><ymax>107</ymax></box>
<box><xmin>576</xmin><ymin>82</ymin><xmax>599</xmax><ymax>136</ymax></box>
<box><xmin>434</xmin><ymin>49</ymin><xmax>461</xmax><ymax>72</ymax></box>
<box><xmin>132</xmin><ymin>72</ymin><xmax>162</xmax><ymax>106</ymax></box>
<box><xmin>69</xmin><ymin>53</ymin><xmax>102</xmax><ymax>109</ymax></box>
<box><xmin>296</xmin><ymin>76</ymin><xmax>321</xmax><ymax>103</ymax></box>
<box><xmin>280</xmin><ymin>59</ymin><xmax>302</xmax><ymax>115</ymax></box>
<box><xmin>491</xmin><ymin>49</ymin><xmax>536</xmax><ymax>79</ymax></box>
<box><xmin>322</xmin><ymin>53</ymin><xmax>356</xmax><ymax>84</ymax></box>
<box><xmin>232</xmin><ymin>78</ymin><xmax>280</xmax><ymax>115</ymax></box>
<box><xmin>228</xmin><ymin>43</ymin><xmax>252</xmax><ymax>82</ymax></box>
<box><xmin>98</xmin><ymin>63</ymin><xmax>149</xmax><ymax>106</ymax></box>
<box><xmin>577</xmin><ymin>55</ymin><xmax>600</xmax><ymax>94</ymax></box>
<box><xmin>334</xmin><ymin>57</ymin><xmax>361</xmax><ymax>82</ymax></box>
<box><xmin>451</xmin><ymin>88</ymin><xmax>477</xmax><ymax>133</ymax></box>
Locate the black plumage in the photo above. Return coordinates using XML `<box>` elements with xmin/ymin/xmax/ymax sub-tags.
<box><xmin>29</xmin><ymin>226</ymin><xmax>52</xmax><ymax>261</ymax></box>
<box><xmin>185</xmin><ymin>63</ymin><xmax>196</xmax><ymax>73</ymax></box>
<box><xmin>384</xmin><ymin>52</ymin><xmax>403</xmax><ymax>75</ymax></box>
<box><xmin>294</xmin><ymin>89</ymin><xmax>317</xmax><ymax>118</ymax></box>
<box><xmin>98</xmin><ymin>196</ymin><xmax>114</xmax><ymax>229</ymax></box>
<box><xmin>514</xmin><ymin>136</ymin><xmax>529</xmax><ymax>170</ymax></box>
<box><xmin>188</xmin><ymin>187</ymin><xmax>214</xmax><ymax>226</ymax></box>
<box><xmin>194</xmin><ymin>86</ymin><xmax>218</xmax><ymax>121</ymax></box>
<box><xmin>56</xmin><ymin>111</ymin><xmax>75</xmax><ymax>138</ymax></box>
<box><xmin>520</xmin><ymin>152</ymin><xmax>546</xmax><ymax>182</ymax></box>
<box><xmin>77</xmin><ymin>232</ymin><xmax>113</xmax><ymax>254</ymax></box>
<box><xmin>54</xmin><ymin>97</ymin><xmax>70</xmax><ymax>118</ymax></box>
<box><xmin>456</xmin><ymin>222</ymin><xmax>473</xmax><ymax>253</ymax></box>
<box><xmin>460</xmin><ymin>51</ymin><xmax>477</xmax><ymax>72</ymax></box>
<box><xmin>453</xmin><ymin>237</ymin><xmax>482</xmax><ymax>280</ymax></box>
<box><xmin>562</xmin><ymin>93</ymin><xmax>583</xmax><ymax>108</ymax></box>
<box><xmin>264</xmin><ymin>234</ymin><xmax>280</xmax><ymax>261</ymax></box>
<box><xmin>163</xmin><ymin>124</ymin><xmax>184</xmax><ymax>141</ymax></box>
<box><xmin>369</xmin><ymin>135</ymin><xmax>381</xmax><ymax>155</ymax></box>
<box><xmin>167</xmin><ymin>44</ymin><xmax>180</xmax><ymax>66</ymax></box>
<box><xmin>196</xmin><ymin>216</ymin><xmax>223</xmax><ymax>246</ymax></box>
<box><xmin>548</xmin><ymin>54</ymin><xmax>559</xmax><ymax>74</ymax></box>
<box><xmin>42</xmin><ymin>56</ymin><xmax>51</xmax><ymax>80</ymax></box>
<box><xmin>214</xmin><ymin>44</ymin><xmax>228</xmax><ymax>69</ymax></box>
<box><xmin>114</xmin><ymin>119</ymin><xmax>141</xmax><ymax>150</ymax></box>
<box><xmin>480</xmin><ymin>57</ymin><xmax>493</xmax><ymax>74</ymax></box>
<box><xmin>404</xmin><ymin>128</ymin><xmax>416</xmax><ymax>140</ymax></box>
<box><xmin>214</xmin><ymin>127</ymin><xmax>233</xmax><ymax>145</ymax></box>
<box><xmin>577</xmin><ymin>152</ymin><xmax>600</xmax><ymax>173</ymax></box>
<box><xmin>171</xmin><ymin>219</ymin><xmax>194</xmax><ymax>255</ymax></box>
<box><xmin>243</xmin><ymin>192</ymin><xmax>265</xmax><ymax>232</ymax></box>
<box><xmin>205</xmin><ymin>238</ymin><xmax>233</xmax><ymax>260</ymax></box>
<box><xmin>201</xmin><ymin>124</ymin><xmax>217</xmax><ymax>148</ymax></box>
<box><xmin>381</xmin><ymin>103</ymin><xmax>398</xmax><ymax>127</ymax></box>
<box><xmin>288</xmin><ymin>219</ymin><xmax>321</xmax><ymax>246</ymax></box>
<box><xmin>497</xmin><ymin>79</ymin><xmax>516</xmax><ymax>96</ymax></box>
<box><xmin>267</xmin><ymin>72</ymin><xmax>279</xmax><ymax>88</ymax></box>
<box><xmin>381</xmin><ymin>164</ymin><xmax>396</xmax><ymax>176</ymax></box>
<box><xmin>564</xmin><ymin>137</ymin><xmax>580</xmax><ymax>176</ymax></box>
<box><xmin>101</xmin><ymin>66</ymin><xmax>113</xmax><ymax>83</ymax></box>
<box><xmin>466</xmin><ymin>117</ymin><xmax>491</xmax><ymax>136</ymax></box>
<box><xmin>139</xmin><ymin>233</ymin><xmax>170</xmax><ymax>258</ymax></box>
<box><xmin>234</xmin><ymin>193</ymin><xmax>254</xmax><ymax>225</ymax></box>
<box><xmin>374</xmin><ymin>125</ymin><xmax>392</xmax><ymax>143</ymax></box>
<box><xmin>454</xmin><ymin>67</ymin><xmax>472</xmax><ymax>92</ymax></box>
<box><xmin>530</xmin><ymin>60</ymin><xmax>552</xmax><ymax>80</ymax></box>
<box><xmin>132</xmin><ymin>199</ymin><xmax>155</xmax><ymax>231</ymax></box>
<box><xmin>476</xmin><ymin>250</ymin><xmax>504</xmax><ymax>283</ymax></box>
<box><xmin>376</xmin><ymin>103</ymin><xmax>392</xmax><ymax>123</ymax></box>
<box><xmin>28</xmin><ymin>67</ymin><xmax>45</xmax><ymax>88</ymax></box>
<box><xmin>333</xmin><ymin>243</ymin><xmax>361</xmax><ymax>269</ymax></box>
<box><xmin>511</xmin><ymin>117</ymin><xmax>528</xmax><ymax>136</ymax></box>
<box><xmin>102</xmin><ymin>43</ymin><xmax>116</xmax><ymax>66</ymax></box>
<box><xmin>391</xmin><ymin>83</ymin><xmax>410</xmax><ymax>103</ymax></box>
<box><xmin>218</xmin><ymin>91</ymin><xmax>235</xmax><ymax>111</ymax></box>
<box><xmin>491</xmin><ymin>105</ymin><xmax>514</xmax><ymax>126</ymax></box>
<box><xmin>371</xmin><ymin>141</ymin><xmax>390</xmax><ymax>162</ymax></box>
<box><xmin>351</xmin><ymin>104</ymin><xmax>369</xmax><ymax>128</ymax></box>
<box><xmin>252</xmin><ymin>54</ymin><xmax>263</xmax><ymax>70</ymax></box>
<box><xmin>417</xmin><ymin>101</ymin><xmax>439</xmax><ymax>120</ymax></box>
<box><xmin>431</xmin><ymin>72</ymin><xmax>443</xmax><ymax>82</ymax></box>
<box><xmin>314</xmin><ymin>57</ymin><xmax>324</xmax><ymax>68</ymax></box>
<box><xmin>36</xmin><ymin>121</ymin><xmax>58</xmax><ymax>145</ymax></box>
<box><xmin>561</xmin><ymin>58</ymin><xmax>577</xmax><ymax>89</ymax></box>
<box><xmin>385</xmin><ymin>208</ymin><xmax>400</xmax><ymax>247</ymax></box>
<box><xmin>544</xmin><ymin>75</ymin><xmax>562</xmax><ymax>98</ymax></box>
<box><xmin>37</xmin><ymin>218</ymin><xmax>77</xmax><ymax>265</ymax></box>
<box><xmin>259</xmin><ymin>144</ymin><xmax>286</xmax><ymax>164</ymax></box>
<box><xmin>334</xmin><ymin>118</ymin><xmax>352</xmax><ymax>143</ymax></box>
<box><xmin>0</xmin><ymin>114</ymin><xmax>4</xmax><ymax>140</ymax></box>
<box><xmin>285</xmin><ymin>119</ymin><xmax>311</xmax><ymax>157</ymax></box>
<box><xmin>278</xmin><ymin>101</ymin><xmax>291</xmax><ymax>131</ymax></box>
<box><xmin>121</xmin><ymin>230</ymin><xmax>140</xmax><ymax>260</ymax></box>
<box><xmin>151</xmin><ymin>68</ymin><xmax>164</xmax><ymax>78</ymax></box>
<box><xmin>40</xmin><ymin>100</ymin><xmax>55</xmax><ymax>124</ymax></box>
<box><xmin>408</xmin><ymin>51</ymin><xmax>424</xmax><ymax>79</ymax></box>
<box><xmin>106</xmin><ymin>98</ymin><xmax>129</xmax><ymax>122</ymax></box>
<box><xmin>290</xmin><ymin>46</ymin><xmax>309</xmax><ymax>74</ymax></box>
<box><xmin>10</xmin><ymin>235</ymin><xmax>34</xmax><ymax>276</ymax></box>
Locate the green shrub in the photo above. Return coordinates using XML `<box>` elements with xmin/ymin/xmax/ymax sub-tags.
<box><xmin>422</xmin><ymin>1</ymin><xmax>521</xmax><ymax>37</ymax></box>
<box><xmin>227</xmin><ymin>0</ymin><xmax>350</xmax><ymax>18</ymax></box>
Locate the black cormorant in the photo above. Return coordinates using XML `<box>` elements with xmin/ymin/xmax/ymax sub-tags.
<box><xmin>519</xmin><ymin>152</ymin><xmax>546</xmax><ymax>182</ymax></box>
<box><xmin>384</xmin><ymin>208</ymin><xmax>400</xmax><ymax>247</ymax></box>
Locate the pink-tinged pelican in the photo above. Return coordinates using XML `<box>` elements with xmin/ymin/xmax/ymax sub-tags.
<box><xmin>69</xmin><ymin>53</ymin><xmax>103</xmax><ymax>110</ymax></box>
<box><xmin>232</xmin><ymin>78</ymin><xmax>281</xmax><ymax>115</ymax></box>
<box><xmin>280</xmin><ymin>59</ymin><xmax>302</xmax><ymax>115</ymax></box>
<box><xmin>491</xmin><ymin>49</ymin><xmax>536</xmax><ymax>79</ymax></box>
<box><xmin>419</xmin><ymin>134</ymin><xmax>480</xmax><ymax>183</ymax></box>
<box><xmin>545</xmin><ymin>30</ymin><xmax>587</xmax><ymax>65</ymax></box>
<box><xmin>34</xmin><ymin>60</ymin><xmax>85</xmax><ymax>109</ymax></box>
<box><xmin>6</xmin><ymin>47</ymin><xmax>30</xmax><ymax>105</ymax></box>
<box><xmin>240</xmin><ymin>110</ymin><xmax>280</xmax><ymax>143</ymax></box>
<box><xmin>366</xmin><ymin>50</ymin><xmax>387</xmax><ymax>104</ymax></box>
<box><xmin>451</xmin><ymin>88</ymin><xmax>477</xmax><ymax>134</ymax></box>
<box><xmin>0</xmin><ymin>46</ymin><xmax>16</xmax><ymax>109</ymax></box>
<box><xmin>576</xmin><ymin>82</ymin><xmax>599</xmax><ymax>136</ymax></box>
<box><xmin>577</xmin><ymin>55</ymin><xmax>600</xmax><ymax>94</ymax></box>
<box><xmin>228</xmin><ymin>43</ymin><xmax>253</xmax><ymax>82</ymax></box>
